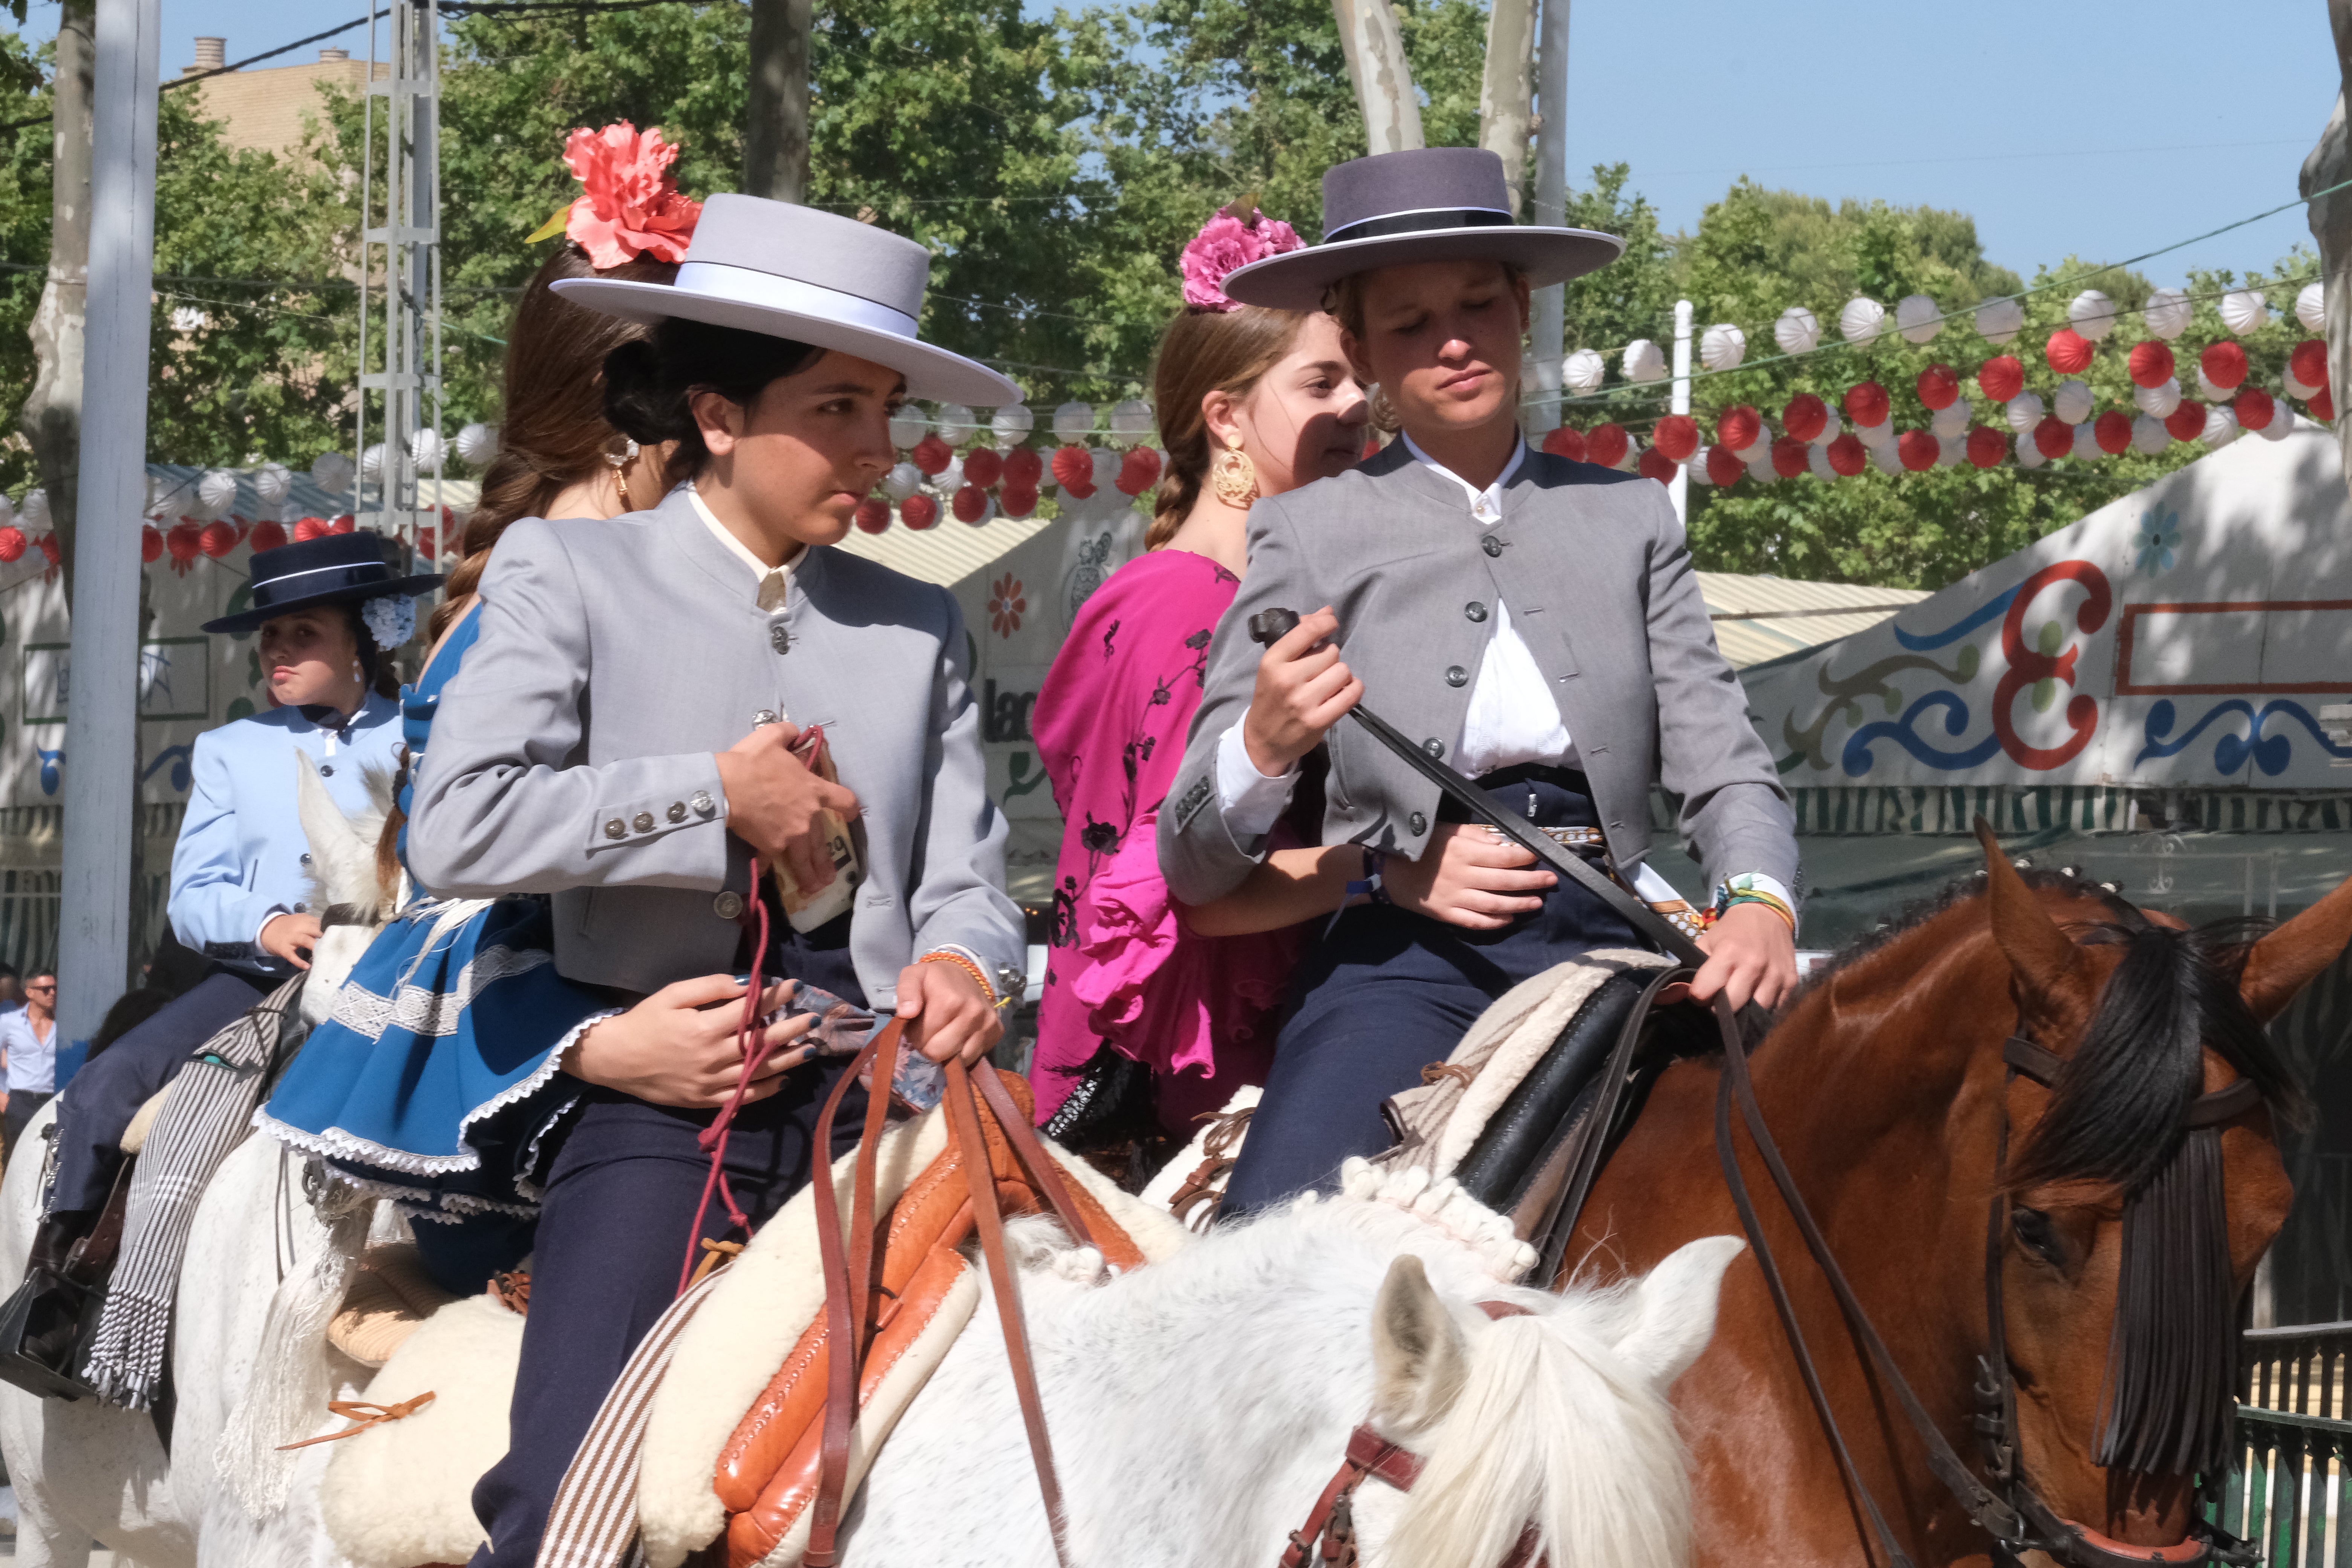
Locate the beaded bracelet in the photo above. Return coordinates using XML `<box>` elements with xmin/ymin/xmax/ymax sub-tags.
<box><xmin>919</xmin><ymin>949</ymin><xmax>1000</xmax><ymax>1010</ymax></box>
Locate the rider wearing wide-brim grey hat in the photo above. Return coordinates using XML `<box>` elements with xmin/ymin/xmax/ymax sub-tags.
<box><xmin>406</xmin><ymin>193</ymin><xmax>1025</xmax><ymax>1566</ymax></box>
<box><xmin>1158</xmin><ymin>147</ymin><xmax>1802</xmax><ymax>1214</ymax></box>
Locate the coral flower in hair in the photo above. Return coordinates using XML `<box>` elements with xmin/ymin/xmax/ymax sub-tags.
<box><xmin>531</xmin><ymin>122</ymin><xmax>703</xmax><ymax>270</ymax></box>
<box><xmin>1180</xmin><ymin>199</ymin><xmax>1304</xmax><ymax>313</ymax></box>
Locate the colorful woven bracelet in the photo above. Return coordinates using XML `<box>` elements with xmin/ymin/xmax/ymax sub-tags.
<box><xmin>919</xmin><ymin>949</ymin><xmax>1000</xmax><ymax>1010</ymax></box>
<box><xmin>1718</xmin><ymin>889</ymin><xmax>1797</xmax><ymax>934</ymax></box>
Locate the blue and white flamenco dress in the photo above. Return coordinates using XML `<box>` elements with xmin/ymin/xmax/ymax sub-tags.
<box><xmin>256</xmin><ymin>606</ymin><xmax>620</xmax><ymax>1293</ymax></box>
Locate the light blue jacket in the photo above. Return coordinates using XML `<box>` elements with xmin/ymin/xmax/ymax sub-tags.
<box><xmin>168</xmin><ymin>693</ymin><xmax>406</xmax><ymax>975</ymax></box>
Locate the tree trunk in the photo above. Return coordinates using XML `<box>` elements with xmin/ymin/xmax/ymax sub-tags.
<box><xmin>1477</xmin><ymin>0</ymin><xmax>1536</xmax><ymax>216</ymax></box>
<box><xmin>23</xmin><ymin>0</ymin><xmax>94</xmax><ymax>599</ymax></box>
<box><xmin>744</xmin><ymin>0</ymin><xmax>812</xmax><ymax>203</ymax></box>
<box><xmin>1331</xmin><ymin>0</ymin><xmax>1423</xmax><ymax>156</ymax></box>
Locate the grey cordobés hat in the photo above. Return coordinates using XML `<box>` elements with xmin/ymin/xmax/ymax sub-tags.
<box><xmin>1220</xmin><ymin>147</ymin><xmax>1625</xmax><ymax>312</ymax></box>
<box><xmin>551</xmin><ymin>193</ymin><xmax>1020</xmax><ymax>406</ymax></box>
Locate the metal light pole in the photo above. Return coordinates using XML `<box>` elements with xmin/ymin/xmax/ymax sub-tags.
<box><xmin>358</xmin><ymin>0</ymin><xmax>444</xmax><ymax>556</ymax></box>
<box><xmin>1669</xmin><ymin>299</ymin><xmax>1692</xmax><ymax>525</ymax></box>
<box><xmin>58</xmin><ymin>0</ymin><xmax>160</xmax><ymax>1045</ymax></box>
<box><xmin>1525</xmin><ymin>0</ymin><xmax>1570</xmax><ymax>434</ymax></box>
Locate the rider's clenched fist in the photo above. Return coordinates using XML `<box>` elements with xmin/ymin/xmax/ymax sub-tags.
<box><xmin>714</xmin><ymin>722</ymin><xmax>861</xmax><ymax>891</ymax></box>
<box><xmin>1241</xmin><ymin>606</ymin><xmax>1362</xmax><ymax>777</ymax></box>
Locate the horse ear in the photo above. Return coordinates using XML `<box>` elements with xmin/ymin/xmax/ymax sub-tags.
<box><xmin>293</xmin><ymin>752</ymin><xmax>365</xmax><ymax>880</ymax></box>
<box><xmin>1369</xmin><ymin>1255</ymin><xmax>1469</xmax><ymax>1437</ymax></box>
<box><xmin>2240</xmin><ymin>873</ymin><xmax>2352</xmax><ymax>1023</ymax></box>
<box><xmin>1974</xmin><ymin>817</ymin><xmax>2084</xmax><ymax>1005</ymax></box>
<box><xmin>1613</xmin><ymin>1235</ymin><xmax>1743</xmax><ymax>1392</ymax></box>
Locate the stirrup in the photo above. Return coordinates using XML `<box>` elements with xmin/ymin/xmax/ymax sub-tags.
<box><xmin>0</xmin><ymin>1267</ymin><xmax>105</xmax><ymax>1401</ymax></box>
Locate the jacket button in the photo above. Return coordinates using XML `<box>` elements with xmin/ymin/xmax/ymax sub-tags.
<box><xmin>667</xmin><ymin>801</ymin><xmax>687</xmax><ymax>823</ymax></box>
<box><xmin>603</xmin><ymin>818</ymin><xmax>626</xmax><ymax>841</ymax></box>
<box><xmin>1445</xmin><ymin>666</ymin><xmax>1467</xmax><ymax>688</ymax></box>
<box><xmin>1408</xmin><ymin>812</ymin><xmax>1428</xmax><ymax>835</ymax></box>
<box><xmin>1422</xmin><ymin>738</ymin><xmax>1445</xmax><ymax>759</ymax></box>
<box><xmin>1464</xmin><ymin>602</ymin><xmax>1487</xmax><ymax>623</ymax></box>
<box><xmin>319</xmin><ymin>763</ymin><xmax>335</xmax><ymax>777</ymax></box>
<box><xmin>713</xmin><ymin>891</ymin><xmax>745</xmax><ymax>920</ymax></box>
<box><xmin>632</xmin><ymin>812</ymin><xmax>655</xmax><ymax>833</ymax></box>
<box><xmin>1481</xmin><ymin>536</ymin><xmax>1503</xmax><ymax>558</ymax></box>
<box><xmin>769</xmin><ymin>622</ymin><xmax>790</xmax><ymax>655</ymax></box>
<box><xmin>692</xmin><ymin>790</ymin><xmax>717</xmax><ymax>817</ymax></box>
<box><xmin>753</xmin><ymin>709</ymin><xmax>779</xmax><ymax>727</ymax></box>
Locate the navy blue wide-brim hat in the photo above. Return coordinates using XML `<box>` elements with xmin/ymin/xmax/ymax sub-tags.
<box><xmin>1221</xmin><ymin>147</ymin><xmax>1625</xmax><ymax>312</ymax></box>
<box><xmin>201</xmin><ymin>532</ymin><xmax>444</xmax><ymax>635</ymax></box>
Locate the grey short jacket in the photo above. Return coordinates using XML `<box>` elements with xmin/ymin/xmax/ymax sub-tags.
<box><xmin>407</xmin><ymin>488</ymin><xmax>1024</xmax><ymax>1004</ymax></box>
<box><xmin>1157</xmin><ymin>441</ymin><xmax>1796</xmax><ymax>905</ymax></box>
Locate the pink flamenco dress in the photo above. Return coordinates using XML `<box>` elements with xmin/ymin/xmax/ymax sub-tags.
<box><xmin>1030</xmin><ymin>549</ymin><xmax>1301</xmax><ymax>1133</ymax></box>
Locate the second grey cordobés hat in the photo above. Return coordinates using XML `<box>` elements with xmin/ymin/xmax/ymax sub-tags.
<box><xmin>551</xmin><ymin>193</ymin><xmax>1020</xmax><ymax>406</ymax></box>
<box><xmin>1221</xmin><ymin>147</ymin><xmax>1625</xmax><ymax>311</ymax></box>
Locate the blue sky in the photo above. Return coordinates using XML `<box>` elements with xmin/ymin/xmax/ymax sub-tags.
<box><xmin>12</xmin><ymin>0</ymin><xmax>2342</xmax><ymax>288</ymax></box>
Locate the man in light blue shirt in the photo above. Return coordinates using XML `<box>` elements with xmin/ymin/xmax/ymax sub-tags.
<box><xmin>0</xmin><ymin>971</ymin><xmax>58</xmax><ymax>1171</ymax></box>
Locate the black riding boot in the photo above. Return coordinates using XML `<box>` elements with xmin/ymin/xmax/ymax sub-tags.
<box><xmin>0</xmin><ymin>1208</ymin><xmax>109</xmax><ymax>1400</ymax></box>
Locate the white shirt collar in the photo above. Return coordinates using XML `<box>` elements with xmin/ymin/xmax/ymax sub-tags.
<box><xmin>1401</xmin><ymin>432</ymin><xmax>1526</xmax><ymax>524</ymax></box>
<box><xmin>687</xmin><ymin>482</ymin><xmax>804</xmax><ymax>581</ymax></box>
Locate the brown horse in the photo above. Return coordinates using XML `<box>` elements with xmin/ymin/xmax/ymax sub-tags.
<box><xmin>1569</xmin><ymin>830</ymin><xmax>2352</xmax><ymax>1568</ymax></box>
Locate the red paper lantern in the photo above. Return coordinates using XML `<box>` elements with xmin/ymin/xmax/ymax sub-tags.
<box><xmin>248</xmin><ymin>519</ymin><xmax>288</xmax><ymax>553</ymax></box>
<box><xmin>1714</xmin><ymin>406</ymin><xmax>1761</xmax><ymax>453</ymax></box>
<box><xmin>1050</xmin><ymin>444</ymin><xmax>1095</xmax><ymax>497</ymax></box>
<box><xmin>952</xmin><ymin>484</ymin><xmax>991</xmax><ymax>522</ymax></box>
<box><xmin>1542</xmin><ymin>426</ymin><xmax>1588</xmax><ymax>462</ymax></box>
<box><xmin>329</xmin><ymin>514</ymin><xmax>355</xmax><ymax>534</ymax></box>
<box><xmin>911</xmin><ymin>434</ymin><xmax>954</xmax><ymax>476</ymax></box>
<box><xmin>294</xmin><ymin>516</ymin><xmax>328</xmax><ymax>542</ymax></box>
<box><xmin>854</xmin><ymin>497</ymin><xmax>892</xmax><ymax>534</ymax></box>
<box><xmin>1637</xmin><ymin>447</ymin><xmax>1678</xmax><ymax>484</ymax></box>
<box><xmin>2292</xmin><ymin>339</ymin><xmax>2330</xmax><ymax>390</ymax></box>
<box><xmin>2164</xmin><ymin>400</ymin><xmax>2207</xmax><ymax>443</ymax></box>
<box><xmin>2199</xmin><ymin>341</ymin><xmax>2248</xmax><ymax>392</ymax></box>
<box><xmin>961</xmin><ymin>447</ymin><xmax>1004</xmax><ymax>489</ymax></box>
<box><xmin>1843</xmin><ymin>381</ymin><xmax>1890</xmax><ymax>429</ymax></box>
<box><xmin>200</xmin><ymin>520</ymin><xmax>237</xmax><ymax>558</ymax></box>
<box><xmin>141</xmin><ymin>524</ymin><xmax>163</xmax><ymax>563</ymax></box>
<box><xmin>37</xmin><ymin>532</ymin><xmax>60</xmax><ymax>567</ymax></box>
<box><xmin>1770</xmin><ymin>437</ymin><xmax>1810</xmax><ymax>479</ymax></box>
<box><xmin>2236</xmin><ymin>386</ymin><xmax>2277</xmax><ymax>431</ymax></box>
<box><xmin>2093</xmin><ymin>410</ymin><xmax>2133</xmax><ymax>455</ymax></box>
<box><xmin>2045</xmin><ymin>329</ymin><xmax>2095</xmax><ymax>375</ymax></box>
<box><xmin>900</xmin><ymin>494</ymin><xmax>939</xmax><ymax>530</ymax></box>
<box><xmin>1651</xmin><ymin>414</ymin><xmax>1699</xmax><ymax>463</ymax></box>
<box><xmin>2312</xmin><ymin>387</ymin><xmax>2337</xmax><ymax>423</ymax></box>
<box><xmin>1115</xmin><ymin>447</ymin><xmax>1163</xmax><ymax>497</ymax></box>
<box><xmin>1001</xmin><ymin>446</ymin><xmax>1044</xmax><ymax>488</ymax></box>
<box><xmin>1825</xmin><ymin>433</ymin><xmax>1867</xmax><ymax>476</ymax></box>
<box><xmin>0</xmin><ymin>526</ymin><xmax>23</xmax><ymax>563</ymax></box>
<box><xmin>1915</xmin><ymin>364</ymin><xmax>1960</xmax><ymax>411</ymax></box>
<box><xmin>1781</xmin><ymin>394</ymin><xmax>1828</xmax><ymax>444</ymax></box>
<box><xmin>166</xmin><ymin>520</ymin><xmax>202</xmax><ymax>567</ymax></box>
<box><xmin>998</xmin><ymin>485</ymin><xmax>1039</xmax><ymax>519</ymax></box>
<box><xmin>1977</xmin><ymin>355</ymin><xmax>2026</xmax><ymax>404</ymax></box>
<box><xmin>1897</xmin><ymin>430</ymin><xmax>1940</xmax><ymax>472</ymax></box>
<box><xmin>2127</xmin><ymin>341</ymin><xmax>2176</xmax><ymax>390</ymax></box>
<box><xmin>1966</xmin><ymin>426</ymin><xmax>2008</xmax><ymax>468</ymax></box>
<box><xmin>1585</xmin><ymin>423</ymin><xmax>1630</xmax><ymax>468</ymax></box>
<box><xmin>2034</xmin><ymin>416</ymin><xmax>2075</xmax><ymax>460</ymax></box>
<box><xmin>1705</xmin><ymin>445</ymin><xmax>1746</xmax><ymax>486</ymax></box>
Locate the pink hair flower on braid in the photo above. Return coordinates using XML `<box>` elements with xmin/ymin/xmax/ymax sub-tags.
<box><xmin>559</xmin><ymin>122</ymin><xmax>703</xmax><ymax>269</ymax></box>
<box><xmin>1179</xmin><ymin>201</ymin><xmax>1304</xmax><ymax>312</ymax></box>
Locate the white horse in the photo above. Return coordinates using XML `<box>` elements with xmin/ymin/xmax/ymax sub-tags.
<box><xmin>0</xmin><ymin>757</ymin><xmax>402</xmax><ymax>1568</ymax></box>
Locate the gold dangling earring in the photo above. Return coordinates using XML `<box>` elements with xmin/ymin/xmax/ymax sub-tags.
<box><xmin>1210</xmin><ymin>433</ymin><xmax>1259</xmax><ymax>507</ymax></box>
<box><xmin>606</xmin><ymin>436</ymin><xmax>640</xmax><ymax>512</ymax></box>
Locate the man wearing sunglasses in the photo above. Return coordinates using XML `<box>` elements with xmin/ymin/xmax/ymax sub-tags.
<box><xmin>0</xmin><ymin>973</ymin><xmax>58</xmax><ymax>1171</ymax></box>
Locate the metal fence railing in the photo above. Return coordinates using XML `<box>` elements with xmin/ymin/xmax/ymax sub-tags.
<box><xmin>2222</xmin><ymin>1323</ymin><xmax>2352</xmax><ymax>1567</ymax></box>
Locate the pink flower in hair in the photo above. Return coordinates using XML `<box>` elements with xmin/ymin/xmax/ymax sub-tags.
<box><xmin>1179</xmin><ymin>203</ymin><xmax>1305</xmax><ymax>312</ymax></box>
<box><xmin>560</xmin><ymin>122</ymin><xmax>703</xmax><ymax>270</ymax></box>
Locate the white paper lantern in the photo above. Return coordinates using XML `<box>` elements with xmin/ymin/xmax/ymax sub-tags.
<box><xmin>2194</xmin><ymin>366</ymin><xmax>2237</xmax><ymax>404</ymax></box>
<box><xmin>2070</xmin><ymin>422</ymin><xmax>2103</xmax><ymax>462</ymax></box>
<box><xmin>1562</xmin><ymin>348</ymin><xmax>1606</xmax><ymax>395</ymax></box>
<box><xmin>934</xmin><ymin>456</ymin><xmax>965</xmax><ymax>494</ymax></box>
<box><xmin>1735</xmin><ymin>433</ymin><xmax>1770</xmax><ymax>462</ymax></box>
<box><xmin>21</xmin><ymin>487</ymin><xmax>50</xmax><ymax>530</ymax></box>
<box><xmin>2298</xmin><ymin>281</ymin><xmax>2327</xmax><ymax>333</ymax></box>
<box><xmin>2133</xmin><ymin>377</ymin><xmax>2183</xmax><ymax>418</ymax></box>
<box><xmin>1931</xmin><ymin>400</ymin><xmax>1972</xmax><ymax>439</ymax></box>
<box><xmin>887</xmin><ymin>410</ymin><xmax>929</xmax><ymax>450</ymax></box>
<box><xmin>2131</xmin><ymin>415</ymin><xmax>2170</xmax><ymax>455</ymax></box>
<box><xmin>884</xmin><ymin>462</ymin><xmax>923</xmax><ymax>501</ymax></box>
<box><xmin>2068</xmin><ymin>289</ymin><xmax>2119</xmax><ymax>341</ymax></box>
<box><xmin>1975</xmin><ymin>297</ymin><xmax>2026</xmax><ymax>345</ymax></box>
<box><xmin>1839</xmin><ymin>296</ymin><xmax>1887</xmax><ymax>346</ymax></box>
<box><xmin>1622</xmin><ymin>339</ymin><xmax>1668</xmax><ymax>383</ymax></box>
<box><xmin>991</xmin><ymin>404</ymin><xmax>1035</xmax><ymax>448</ymax></box>
<box><xmin>1699</xmin><ymin>323</ymin><xmax>1746</xmax><ymax>372</ymax></box>
<box><xmin>1108</xmin><ymin>399</ymin><xmax>1155</xmax><ymax>448</ymax></box>
<box><xmin>2220</xmin><ymin>289</ymin><xmax>2268</xmax><ymax>336</ymax></box>
<box><xmin>2142</xmin><ymin>288</ymin><xmax>2193</xmax><ymax>340</ymax></box>
<box><xmin>2202</xmin><ymin>404</ymin><xmax>2241</xmax><ymax>447</ymax></box>
<box><xmin>252</xmin><ymin>462</ymin><xmax>291</xmax><ymax>509</ymax></box>
<box><xmin>2014</xmin><ymin>431</ymin><xmax>2047</xmax><ymax>470</ymax></box>
<box><xmin>2053</xmin><ymin>380</ymin><xmax>2094</xmax><ymax>425</ymax></box>
<box><xmin>1051</xmin><ymin>401</ymin><xmax>1095</xmax><ymax>443</ymax></box>
<box><xmin>1895</xmin><ymin>294</ymin><xmax>1943</xmax><ymax>344</ymax></box>
<box><xmin>1773</xmin><ymin>306</ymin><xmax>1821</xmax><ymax>356</ymax></box>
<box><xmin>1870</xmin><ymin>441</ymin><xmax>1904</xmax><ymax>475</ymax></box>
<box><xmin>1085</xmin><ymin>447</ymin><xmax>1116</xmax><ymax>491</ymax></box>
<box><xmin>1688</xmin><ymin>449</ymin><xmax>1717</xmax><ymax>486</ymax></box>
<box><xmin>2285</xmin><ymin>366</ymin><xmax>2321</xmax><ymax>401</ymax></box>
<box><xmin>407</xmin><ymin>428</ymin><xmax>446</xmax><ymax>470</ymax></box>
<box><xmin>1937</xmin><ymin>435</ymin><xmax>1966</xmax><ymax>467</ymax></box>
<box><xmin>1807</xmin><ymin>442</ymin><xmax>1836</xmax><ymax>480</ymax></box>
<box><xmin>1746</xmin><ymin>455</ymin><xmax>1778</xmax><ymax>484</ymax></box>
<box><xmin>1857</xmin><ymin>416</ymin><xmax>1896</xmax><ymax>449</ymax></box>
<box><xmin>1817</xmin><ymin>408</ymin><xmax>1844</xmax><ymax>442</ymax></box>
<box><xmin>196</xmin><ymin>469</ymin><xmax>240</xmax><ymax>519</ymax></box>
<box><xmin>935</xmin><ymin>403</ymin><xmax>981</xmax><ymax>446</ymax></box>
<box><xmin>455</xmin><ymin>423</ymin><xmax>499</xmax><ymax>467</ymax></box>
<box><xmin>2004</xmin><ymin>392</ymin><xmax>2046</xmax><ymax>432</ymax></box>
<box><xmin>2258</xmin><ymin>403</ymin><xmax>2298</xmax><ymax>441</ymax></box>
<box><xmin>360</xmin><ymin>444</ymin><xmax>388</xmax><ymax>484</ymax></box>
<box><xmin>311</xmin><ymin>452</ymin><xmax>355</xmax><ymax>493</ymax></box>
